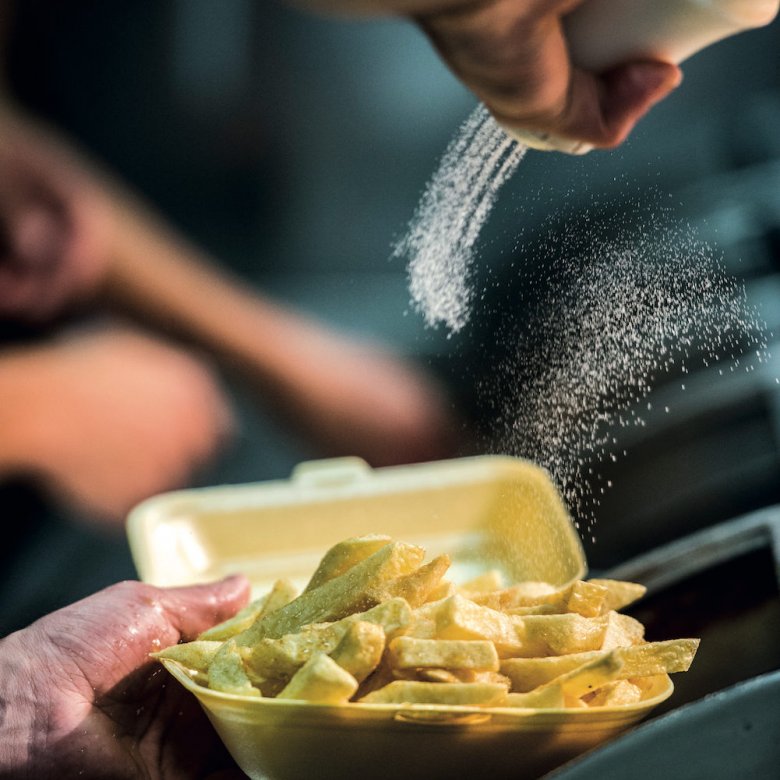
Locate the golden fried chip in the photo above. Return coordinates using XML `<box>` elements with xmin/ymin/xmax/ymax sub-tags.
<box><xmin>303</xmin><ymin>535</ymin><xmax>392</xmax><ymax>593</ymax></box>
<box><xmin>416</xmin><ymin>595</ymin><xmax>523</xmax><ymax>656</ymax></box>
<box><xmin>245</xmin><ymin>597</ymin><xmax>411</xmax><ymax>681</ymax></box>
<box><xmin>588</xmin><ymin>579</ymin><xmax>647</xmax><ymax>611</ymax></box>
<box><xmin>600</xmin><ymin>611</ymin><xmax>645</xmax><ymax>649</ymax></box>
<box><xmin>616</xmin><ymin>638</ymin><xmax>700</xmax><ymax>675</ymax></box>
<box><xmin>469</xmin><ymin>581</ymin><xmax>561</xmax><ymax>611</ymax></box>
<box><xmin>425</xmin><ymin>580</ymin><xmax>457</xmax><ymax>603</ymax></box>
<box><xmin>501</xmin><ymin>639</ymin><xmax>699</xmax><ymax>692</ymax></box>
<box><xmin>199</xmin><ymin>579</ymin><xmax>298</xmax><ymax>641</ymax></box>
<box><xmin>387</xmin><ymin>554</ymin><xmax>451</xmax><ymax>608</ymax></box>
<box><xmin>517</xmin><ymin>613</ymin><xmax>612</xmax><ymax>656</ymax></box>
<box><xmin>152</xmin><ymin>640</ymin><xmax>222</xmax><ymax>685</ymax></box>
<box><xmin>235</xmin><ymin>541</ymin><xmax>424</xmax><ymax>643</ymax></box>
<box><xmin>508</xmin><ymin>652</ymin><xmax>623</xmax><ymax>708</ymax></box>
<box><xmin>329</xmin><ymin>621</ymin><xmax>385</xmax><ymax>683</ymax></box>
<box><xmin>565</xmin><ymin>580</ymin><xmax>608</xmax><ymax>618</ymax></box>
<box><xmin>276</xmin><ymin>653</ymin><xmax>358</xmax><ymax>704</ymax></box>
<box><xmin>388</xmin><ymin>637</ymin><xmax>499</xmax><ymax>672</ymax></box>
<box><xmin>459</xmin><ymin>570</ymin><xmax>506</xmax><ymax>593</ymax></box>
<box><xmin>208</xmin><ymin>639</ymin><xmax>260</xmax><ymax>697</ymax></box>
<box><xmin>584</xmin><ymin>679</ymin><xmax>643</xmax><ymax>707</ymax></box>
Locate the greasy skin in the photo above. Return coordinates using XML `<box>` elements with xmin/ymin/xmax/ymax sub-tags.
<box><xmin>0</xmin><ymin>577</ymin><xmax>250</xmax><ymax>779</ymax></box>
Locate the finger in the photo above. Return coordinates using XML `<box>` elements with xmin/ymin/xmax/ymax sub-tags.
<box><xmin>157</xmin><ymin>575</ymin><xmax>251</xmax><ymax>641</ymax></box>
<box><xmin>492</xmin><ymin>59</ymin><xmax>680</xmax><ymax>150</ymax></box>
<box><xmin>597</xmin><ymin>60</ymin><xmax>683</xmax><ymax>146</ymax></box>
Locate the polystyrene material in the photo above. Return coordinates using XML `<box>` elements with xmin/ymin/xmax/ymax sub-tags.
<box><xmin>127</xmin><ymin>455</ymin><xmax>587</xmax><ymax>594</ymax></box>
<box><xmin>162</xmin><ymin>661</ymin><xmax>672</xmax><ymax>780</ymax></box>
<box><xmin>565</xmin><ymin>0</ymin><xmax>780</xmax><ymax>73</ymax></box>
<box><xmin>127</xmin><ymin>456</ymin><xmax>671</xmax><ymax>780</ymax></box>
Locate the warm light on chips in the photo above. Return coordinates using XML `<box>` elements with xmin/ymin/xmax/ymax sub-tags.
<box><xmin>154</xmin><ymin>534</ymin><xmax>699</xmax><ymax>710</ymax></box>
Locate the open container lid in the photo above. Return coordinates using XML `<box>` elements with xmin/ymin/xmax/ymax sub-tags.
<box><xmin>125</xmin><ymin>458</ymin><xmax>682</xmax><ymax>780</ymax></box>
<box><xmin>127</xmin><ymin>455</ymin><xmax>587</xmax><ymax>594</ymax></box>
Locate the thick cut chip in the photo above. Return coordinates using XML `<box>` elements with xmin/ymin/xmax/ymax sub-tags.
<box><xmin>152</xmin><ymin>640</ymin><xmax>222</xmax><ymax>685</ymax></box>
<box><xmin>234</xmin><ymin>541</ymin><xmax>424</xmax><ymax>643</ymax></box>
<box><xmin>199</xmin><ymin>579</ymin><xmax>297</xmax><ymax>641</ymax></box>
<box><xmin>388</xmin><ymin>637</ymin><xmax>499</xmax><ymax>672</ymax></box>
<box><xmin>588</xmin><ymin>579</ymin><xmax>647</xmax><ymax>611</ymax></box>
<box><xmin>584</xmin><ymin>679</ymin><xmax>643</xmax><ymax>707</ymax></box>
<box><xmin>329</xmin><ymin>621</ymin><xmax>385</xmax><ymax>683</ymax></box>
<box><xmin>516</xmin><ymin>613</ymin><xmax>612</xmax><ymax>657</ymax></box>
<box><xmin>418</xmin><ymin>595</ymin><xmax>523</xmax><ymax>656</ymax></box>
<box><xmin>387</xmin><ymin>554</ymin><xmax>451</xmax><ymax>608</ymax></box>
<box><xmin>459</xmin><ymin>570</ymin><xmax>506</xmax><ymax>593</ymax></box>
<box><xmin>360</xmin><ymin>680</ymin><xmax>508</xmax><ymax>706</ymax></box>
<box><xmin>303</xmin><ymin>535</ymin><xmax>392</xmax><ymax>593</ymax></box>
<box><xmin>566</xmin><ymin>581</ymin><xmax>608</xmax><ymax>618</ymax></box>
<box><xmin>600</xmin><ymin>612</ymin><xmax>645</xmax><ymax>649</ymax></box>
<box><xmin>515</xmin><ymin>652</ymin><xmax>623</xmax><ymax>706</ymax></box>
<box><xmin>615</xmin><ymin>638</ymin><xmax>699</xmax><ymax>675</ymax></box>
<box><xmin>152</xmin><ymin>639</ymin><xmax>222</xmax><ymax>668</ymax></box>
<box><xmin>199</xmin><ymin>598</ymin><xmax>267</xmax><ymax>642</ymax></box>
<box><xmin>549</xmin><ymin>652</ymin><xmax>624</xmax><ymax>699</ymax></box>
<box><xmin>246</xmin><ymin>623</ymin><xmax>348</xmax><ymax>681</ymax></box>
<box><xmin>425</xmin><ymin>580</ymin><xmax>457</xmax><ymax>603</ymax></box>
<box><xmin>276</xmin><ymin>653</ymin><xmax>358</xmax><ymax>704</ymax></box>
<box><xmin>246</xmin><ymin>598</ymin><xmax>411</xmax><ymax>681</ymax></box>
<box><xmin>501</xmin><ymin>639</ymin><xmax>699</xmax><ymax>692</ymax></box>
<box><xmin>469</xmin><ymin>581</ymin><xmax>561</xmax><ymax>611</ymax></box>
<box><xmin>208</xmin><ymin>639</ymin><xmax>260</xmax><ymax>697</ymax></box>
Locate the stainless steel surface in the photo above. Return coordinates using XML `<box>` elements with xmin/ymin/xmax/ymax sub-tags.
<box><xmin>544</xmin><ymin>670</ymin><xmax>780</xmax><ymax>779</ymax></box>
<box><xmin>604</xmin><ymin>505</ymin><xmax>780</xmax><ymax>594</ymax></box>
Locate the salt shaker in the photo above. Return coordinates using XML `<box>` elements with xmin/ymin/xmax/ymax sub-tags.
<box><xmin>508</xmin><ymin>0</ymin><xmax>780</xmax><ymax>153</ymax></box>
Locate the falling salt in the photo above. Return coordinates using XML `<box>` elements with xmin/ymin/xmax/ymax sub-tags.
<box><xmin>483</xmin><ymin>203</ymin><xmax>769</xmax><ymax>537</ymax></box>
<box><xmin>399</xmin><ymin>108</ymin><xmax>769</xmax><ymax>541</ymax></box>
<box><xmin>395</xmin><ymin>106</ymin><xmax>526</xmax><ymax>332</ymax></box>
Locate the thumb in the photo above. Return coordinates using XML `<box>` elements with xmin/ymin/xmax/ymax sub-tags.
<box><xmin>158</xmin><ymin>575</ymin><xmax>252</xmax><ymax>641</ymax></box>
<box><xmin>599</xmin><ymin>60</ymin><xmax>682</xmax><ymax>146</ymax></box>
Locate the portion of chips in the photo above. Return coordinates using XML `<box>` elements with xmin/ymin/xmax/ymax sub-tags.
<box><xmin>153</xmin><ymin>535</ymin><xmax>699</xmax><ymax>710</ymax></box>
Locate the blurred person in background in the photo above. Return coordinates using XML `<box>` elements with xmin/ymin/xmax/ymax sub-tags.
<box><xmin>0</xmin><ymin>0</ymin><xmax>460</xmax><ymax>633</ymax></box>
<box><xmin>0</xmin><ymin>0</ymin><xmax>679</xmax><ymax>520</ymax></box>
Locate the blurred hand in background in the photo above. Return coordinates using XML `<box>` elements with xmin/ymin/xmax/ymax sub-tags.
<box><xmin>0</xmin><ymin>105</ymin><xmax>458</xmax><ymax>529</ymax></box>
<box><xmin>0</xmin><ymin>108</ymin><xmax>116</xmax><ymax>320</ymax></box>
